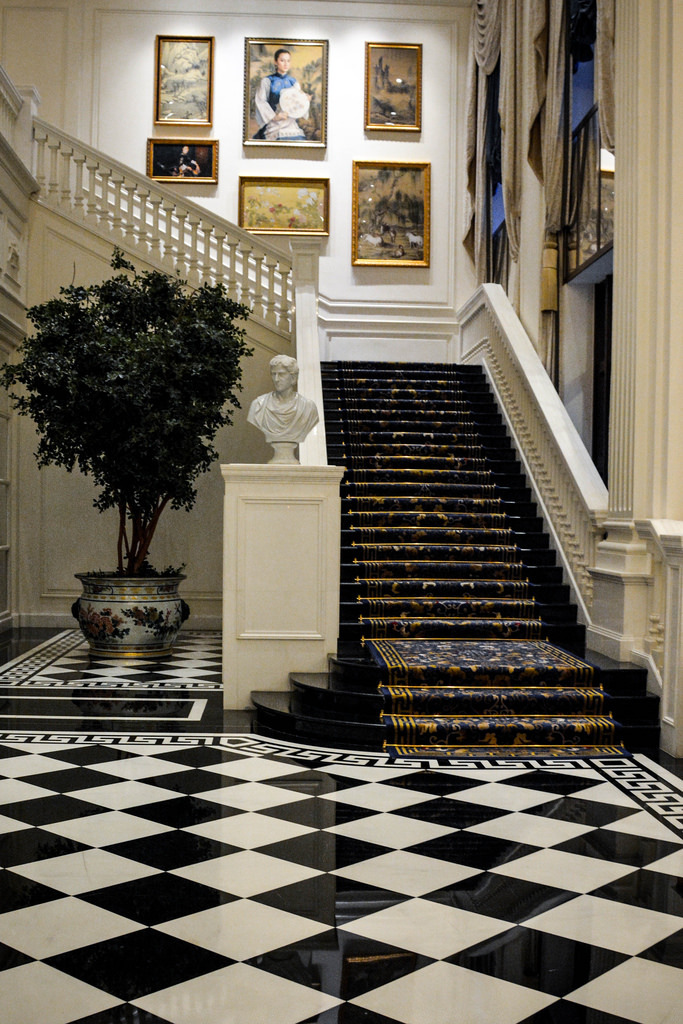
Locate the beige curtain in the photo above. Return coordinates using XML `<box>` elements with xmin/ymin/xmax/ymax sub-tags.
<box><xmin>500</xmin><ymin>0</ymin><xmax>523</xmax><ymax>261</ymax></box>
<box><xmin>525</xmin><ymin>0</ymin><xmax>566</xmax><ymax>380</ymax></box>
<box><xmin>463</xmin><ymin>0</ymin><xmax>502</xmax><ymax>283</ymax></box>
<box><xmin>527</xmin><ymin>0</ymin><xmax>549</xmax><ymax>182</ymax></box>
<box><xmin>596</xmin><ymin>0</ymin><xmax>615</xmax><ymax>153</ymax></box>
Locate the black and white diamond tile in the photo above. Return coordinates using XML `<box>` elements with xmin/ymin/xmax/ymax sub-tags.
<box><xmin>0</xmin><ymin>635</ymin><xmax>682</xmax><ymax>1022</ymax></box>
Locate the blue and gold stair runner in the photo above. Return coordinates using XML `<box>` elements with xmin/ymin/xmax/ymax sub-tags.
<box><xmin>324</xmin><ymin>361</ymin><xmax>624</xmax><ymax>757</ymax></box>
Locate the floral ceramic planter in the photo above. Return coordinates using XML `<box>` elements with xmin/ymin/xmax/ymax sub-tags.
<box><xmin>72</xmin><ymin>574</ymin><xmax>189</xmax><ymax>657</ymax></box>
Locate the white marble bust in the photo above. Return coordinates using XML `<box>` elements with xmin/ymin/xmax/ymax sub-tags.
<box><xmin>247</xmin><ymin>355</ymin><xmax>319</xmax><ymax>463</ymax></box>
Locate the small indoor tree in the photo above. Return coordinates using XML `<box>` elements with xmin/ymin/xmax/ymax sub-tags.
<box><xmin>1</xmin><ymin>248</ymin><xmax>252</xmax><ymax>576</ymax></box>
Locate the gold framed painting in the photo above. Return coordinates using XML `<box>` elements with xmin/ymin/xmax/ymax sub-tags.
<box><xmin>239</xmin><ymin>177</ymin><xmax>330</xmax><ymax>235</ymax></box>
<box><xmin>352</xmin><ymin>161</ymin><xmax>430</xmax><ymax>266</ymax></box>
<box><xmin>147</xmin><ymin>140</ymin><xmax>218</xmax><ymax>183</ymax></box>
<box><xmin>243</xmin><ymin>38</ymin><xmax>328</xmax><ymax>147</ymax></box>
<box><xmin>364</xmin><ymin>43</ymin><xmax>422</xmax><ymax>132</ymax></box>
<box><xmin>154</xmin><ymin>35</ymin><xmax>214</xmax><ymax>125</ymax></box>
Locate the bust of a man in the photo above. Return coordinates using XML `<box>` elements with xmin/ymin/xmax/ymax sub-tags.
<box><xmin>247</xmin><ymin>354</ymin><xmax>319</xmax><ymax>462</ymax></box>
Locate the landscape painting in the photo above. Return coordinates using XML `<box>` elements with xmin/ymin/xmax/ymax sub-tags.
<box><xmin>352</xmin><ymin>161</ymin><xmax>430</xmax><ymax>266</ymax></box>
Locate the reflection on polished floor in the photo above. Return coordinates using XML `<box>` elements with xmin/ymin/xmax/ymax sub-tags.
<box><xmin>0</xmin><ymin>630</ymin><xmax>682</xmax><ymax>1024</ymax></box>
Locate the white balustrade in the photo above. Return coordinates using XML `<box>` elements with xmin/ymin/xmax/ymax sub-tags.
<box><xmin>30</xmin><ymin>118</ymin><xmax>294</xmax><ymax>340</ymax></box>
<box><xmin>458</xmin><ymin>284</ymin><xmax>609</xmax><ymax>623</ymax></box>
<box><xmin>0</xmin><ymin>66</ymin><xmax>23</xmax><ymax>149</ymax></box>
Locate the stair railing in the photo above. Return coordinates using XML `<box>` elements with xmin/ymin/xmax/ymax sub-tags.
<box><xmin>458</xmin><ymin>284</ymin><xmax>609</xmax><ymax>624</ymax></box>
<box><xmin>31</xmin><ymin>118</ymin><xmax>294</xmax><ymax>341</ymax></box>
<box><xmin>0</xmin><ymin>66</ymin><xmax>22</xmax><ymax>150</ymax></box>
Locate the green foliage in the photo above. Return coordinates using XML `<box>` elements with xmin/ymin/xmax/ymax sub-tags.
<box><xmin>0</xmin><ymin>249</ymin><xmax>252</xmax><ymax>574</ymax></box>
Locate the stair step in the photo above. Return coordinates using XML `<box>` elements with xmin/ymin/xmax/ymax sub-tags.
<box><xmin>382</xmin><ymin>713</ymin><xmax>619</xmax><ymax>745</ymax></box>
<box><xmin>342</xmin><ymin>545</ymin><xmax>557</xmax><ymax>566</ymax></box>
<box><xmin>342</xmin><ymin>561</ymin><xmax>565</xmax><ymax>585</ymax></box>
<box><xmin>380</xmin><ymin>685</ymin><xmax>607</xmax><ymax>715</ymax></box>
<box><xmin>383</xmin><ymin>744</ymin><xmax>628</xmax><ymax>758</ymax></box>
<box><xmin>340</xmin><ymin>579</ymin><xmax>571</xmax><ymax>603</ymax></box>
<box><xmin>342</xmin><ymin>599</ymin><xmax>576</xmax><ymax>623</ymax></box>
<box><xmin>290</xmin><ymin>673</ymin><xmax>383</xmax><ymax>721</ymax></box>
<box><xmin>251</xmin><ymin>690</ymin><xmax>385</xmax><ymax>750</ymax></box>
<box><xmin>342</xmin><ymin>528</ymin><xmax>550</xmax><ymax>548</ymax></box>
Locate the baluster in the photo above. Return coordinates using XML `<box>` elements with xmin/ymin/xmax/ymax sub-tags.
<box><xmin>85</xmin><ymin>160</ymin><xmax>100</xmax><ymax>223</ymax></box>
<box><xmin>171</xmin><ymin>208</ymin><xmax>187</xmax><ymax>276</ymax></box>
<box><xmin>58</xmin><ymin>145</ymin><xmax>73</xmax><ymax>206</ymax></box>
<box><xmin>46</xmin><ymin>138</ymin><xmax>61</xmax><ymax>198</ymax></box>
<box><xmin>198</xmin><ymin>221</ymin><xmax>213</xmax><ymax>283</ymax></box>
<box><xmin>131</xmin><ymin>183</ymin><xmax>149</xmax><ymax>247</ymax></box>
<box><xmin>147</xmin><ymin>194</ymin><xmax>163</xmax><ymax>261</ymax></box>
<box><xmin>277</xmin><ymin>261</ymin><xmax>292</xmax><ymax>330</ymax></box>
<box><xmin>262</xmin><ymin>255</ymin><xmax>278</xmax><ymax>326</ymax></box>
<box><xmin>237</xmin><ymin>241</ymin><xmax>254</xmax><ymax>308</ymax></box>
<box><xmin>119</xmin><ymin>178</ymin><xmax>136</xmax><ymax>241</ymax></box>
<box><xmin>110</xmin><ymin>173</ymin><xmax>125</xmax><ymax>236</ymax></box>
<box><xmin>72</xmin><ymin>152</ymin><xmax>87</xmax><ymax>216</ymax></box>
<box><xmin>33</xmin><ymin>128</ymin><xmax>47</xmax><ymax>192</ymax></box>
<box><xmin>185</xmin><ymin>214</ymin><xmax>200</xmax><ymax>285</ymax></box>
<box><xmin>224</xmin><ymin>236</ymin><xmax>239</xmax><ymax>300</ymax></box>
<box><xmin>97</xmin><ymin>168</ymin><xmax>113</xmax><ymax>229</ymax></box>
<box><xmin>205</xmin><ymin>224</ymin><xmax>222</xmax><ymax>284</ymax></box>
<box><xmin>160</xmin><ymin>198</ymin><xmax>177</xmax><ymax>269</ymax></box>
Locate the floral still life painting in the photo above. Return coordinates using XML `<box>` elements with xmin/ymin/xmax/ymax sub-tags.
<box><xmin>239</xmin><ymin>177</ymin><xmax>330</xmax><ymax>235</ymax></box>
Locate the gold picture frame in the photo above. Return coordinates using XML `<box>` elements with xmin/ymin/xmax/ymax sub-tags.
<box><xmin>154</xmin><ymin>35</ymin><xmax>214</xmax><ymax>125</ymax></box>
<box><xmin>352</xmin><ymin>161</ymin><xmax>430</xmax><ymax>266</ymax></box>
<box><xmin>243</xmin><ymin>38</ymin><xmax>328</xmax><ymax>147</ymax></box>
<box><xmin>364</xmin><ymin>43</ymin><xmax>422</xmax><ymax>132</ymax></box>
<box><xmin>147</xmin><ymin>139</ymin><xmax>218</xmax><ymax>183</ymax></box>
<box><xmin>239</xmin><ymin>177</ymin><xmax>330</xmax><ymax>235</ymax></box>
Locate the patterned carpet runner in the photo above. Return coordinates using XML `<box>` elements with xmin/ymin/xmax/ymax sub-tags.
<box><xmin>323</xmin><ymin>361</ymin><xmax>623</xmax><ymax>755</ymax></box>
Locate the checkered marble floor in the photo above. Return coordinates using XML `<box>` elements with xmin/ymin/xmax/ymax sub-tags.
<box><xmin>0</xmin><ymin>629</ymin><xmax>224</xmax><ymax>734</ymax></box>
<box><xmin>0</xmin><ymin>633</ymin><xmax>682</xmax><ymax>1023</ymax></box>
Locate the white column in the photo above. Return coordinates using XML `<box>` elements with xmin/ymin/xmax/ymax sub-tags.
<box><xmin>290</xmin><ymin>238</ymin><xmax>327</xmax><ymax>466</ymax></box>
<box><xmin>587</xmin><ymin>0</ymin><xmax>667</xmax><ymax>659</ymax></box>
<box><xmin>221</xmin><ymin>463</ymin><xmax>344</xmax><ymax>709</ymax></box>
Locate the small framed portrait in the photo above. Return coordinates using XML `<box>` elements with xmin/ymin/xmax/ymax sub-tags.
<box><xmin>147</xmin><ymin>140</ymin><xmax>218</xmax><ymax>183</ymax></box>
<box><xmin>243</xmin><ymin>38</ymin><xmax>328</xmax><ymax>147</ymax></box>
<box><xmin>154</xmin><ymin>35</ymin><xmax>214</xmax><ymax>125</ymax></box>
<box><xmin>364</xmin><ymin>43</ymin><xmax>422</xmax><ymax>132</ymax></box>
<box><xmin>239</xmin><ymin>177</ymin><xmax>330</xmax><ymax>235</ymax></box>
<box><xmin>352</xmin><ymin>161</ymin><xmax>430</xmax><ymax>267</ymax></box>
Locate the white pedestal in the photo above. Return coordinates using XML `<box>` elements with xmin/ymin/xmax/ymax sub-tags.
<box><xmin>221</xmin><ymin>463</ymin><xmax>345</xmax><ymax>709</ymax></box>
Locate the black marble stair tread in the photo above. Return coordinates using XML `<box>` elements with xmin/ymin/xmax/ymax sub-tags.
<box><xmin>289</xmin><ymin>673</ymin><xmax>383</xmax><ymax>721</ymax></box>
<box><xmin>251</xmin><ymin>690</ymin><xmax>385</xmax><ymax>749</ymax></box>
<box><xmin>380</xmin><ymin>684</ymin><xmax>608</xmax><ymax>713</ymax></box>
<box><xmin>343</xmin><ymin>545</ymin><xmax>557</xmax><ymax>566</ymax></box>
<box><xmin>344</xmin><ymin>599</ymin><xmax>576</xmax><ymax>623</ymax></box>
<box><xmin>341</xmin><ymin>579</ymin><xmax>570</xmax><ymax>602</ymax></box>
<box><xmin>382</xmin><ymin>713</ymin><xmax>619</xmax><ymax>746</ymax></box>
<box><xmin>342</xmin><ymin>562</ymin><xmax>565</xmax><ymax>584</ymax></box>
<box><xmin>343</xmin><ymin>528</ymin><xmax>549</xmax><ymax>548</ymax></box>
<box><xmin>343</xmin><ymin>513</ymin><xmax>544</xmax><ymax>532</ymax></box>
<box><xmin>332</xmin><ymin>435</ymin><xmax>491</xmax><ymax>445</ymax></box>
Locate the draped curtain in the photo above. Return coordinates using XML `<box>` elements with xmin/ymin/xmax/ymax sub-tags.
<box><xmin>463</xmin><ymin>0</ymin><xmax>615</xmax><ymax>380</ymax></box>
<box><xmin>463</xmin><ymin>0</ymin><xmax>526</xmax><ymax>283</ymax></box>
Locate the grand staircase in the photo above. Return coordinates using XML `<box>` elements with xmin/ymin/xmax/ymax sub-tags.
<box><xmin>252</xmin><ymin>361</ymin><xmax>660</xmax><ymax>757</ymax></box>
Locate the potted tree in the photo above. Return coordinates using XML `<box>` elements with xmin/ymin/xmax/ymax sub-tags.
<box><xmin>0</xmin><ymin>248</ymin><xmax>251</xmax><ymax>656</ymax></box>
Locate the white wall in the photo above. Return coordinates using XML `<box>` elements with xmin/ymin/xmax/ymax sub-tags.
<box><xmin>0</xmin><ymin>0</ymin><xmax>476</xmax><ymax>362</ymax></box>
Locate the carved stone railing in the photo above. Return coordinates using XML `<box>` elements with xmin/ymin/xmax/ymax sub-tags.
<box><xmin>0</xmin><ymin>66</ymin><xmax>23</xmax><ymax>150</ymax></box>
<box><xmin>634</xmin><ymin>520</ymin><xmax>683</xmax><ymax>752</ymax></box>
<box><xmin>458</xmin><ymin>284</ymin><xmax>609</xmax><ymax>623</ymax></box>
<box><xmin>31</xmin><ymin>118</ymin><xmax>294</xmax><ymax>339</ymax></box>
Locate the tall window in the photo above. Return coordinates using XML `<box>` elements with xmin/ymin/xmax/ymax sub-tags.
<box><xmin>565</xmin><ymin>1</ymin><xmax>614</xmax><ymax>279</ymax></box>
<box><xmin>486</xmin><ymin>60</ymin><xmax>509</xmax><ymax>288</ymax></box>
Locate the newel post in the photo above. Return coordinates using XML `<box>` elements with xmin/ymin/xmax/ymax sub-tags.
<box><xmin>289</xmin><ymin>237</ymin><xmax>327</xmax><ymax>466</ymax></box>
